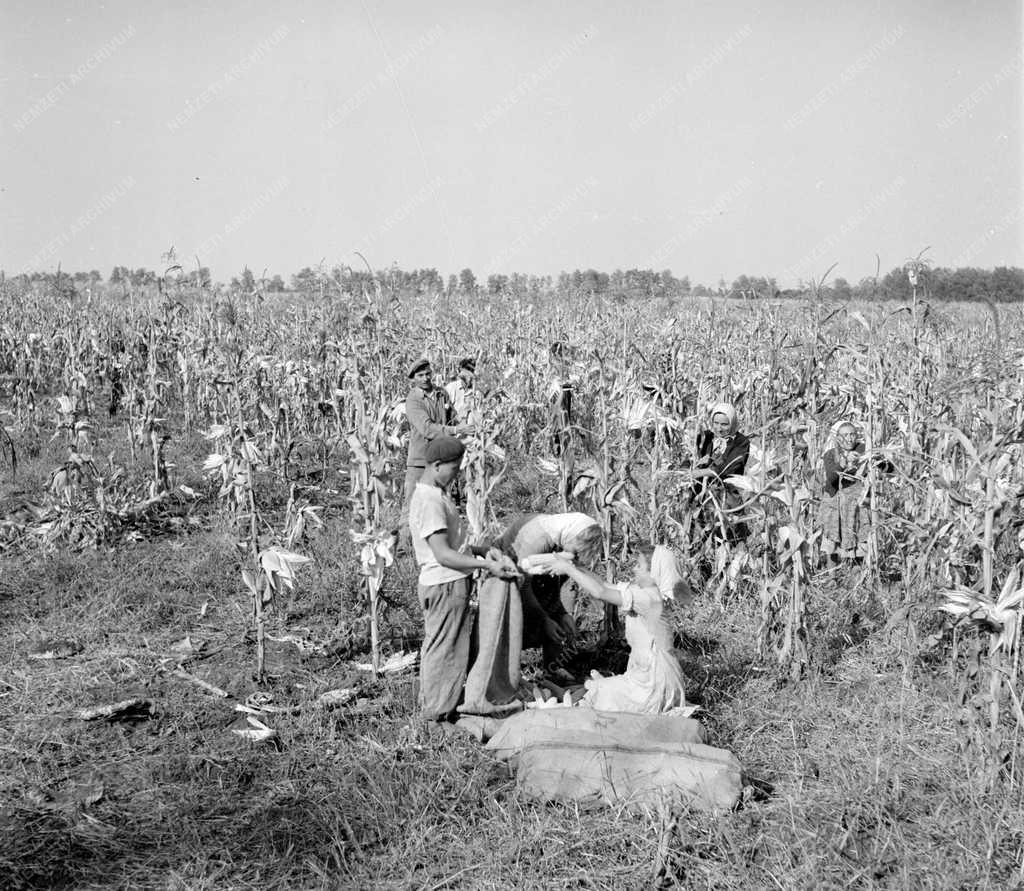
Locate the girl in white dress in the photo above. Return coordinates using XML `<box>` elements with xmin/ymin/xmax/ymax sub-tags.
<box><xmin>542</xmin><ymin>545</ymin><xmax>689</xmax><ymax>713</ymax></box>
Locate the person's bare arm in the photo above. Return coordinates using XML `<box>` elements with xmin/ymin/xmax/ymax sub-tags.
<box><xmin>426</xmin><ymin>532</ymin><xmax>517</xmax><ymax>578</ymax></box>
<box><xmin>547</xmin><ymin>557</ymin><xmax>623</xmax><ymax>606</ymax></box>
<box><xmin>476</xmin><ymin>545</ymin><xmax>519</xmax><ymax>576</ymax></box>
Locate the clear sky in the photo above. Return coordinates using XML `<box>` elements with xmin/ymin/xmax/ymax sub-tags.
<box><xmin>2</xmin><ymin>0</ymin><xmax>1021</xmax><ymax>288</ymax></box>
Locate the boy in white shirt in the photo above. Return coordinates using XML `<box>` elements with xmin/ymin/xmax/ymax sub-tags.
<box><xmin>408</xmin><ymin>435</ymin><xmax>517</xmax><ymax>721</ymax></box>
<box><xmin>443</xmin><ymin>357</ymin><xmax>477</xmax><ymax>422</ymax></box>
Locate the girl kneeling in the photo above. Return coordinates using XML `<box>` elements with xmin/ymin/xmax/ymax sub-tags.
<box><xmin>543</xmin><ymin>546</ymin><xmax>689</xmax><ymax>714</ymax></box>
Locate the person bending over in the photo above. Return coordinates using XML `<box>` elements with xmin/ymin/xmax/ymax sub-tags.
<box><xmin>498</xmin><ymin>512</ymin><xmax>603</xmax><ymax>677</ymax></box>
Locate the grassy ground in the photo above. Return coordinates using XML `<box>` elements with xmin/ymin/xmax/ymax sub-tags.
<box><xmin>1</xmin><ymin>424</ymin><xmax>1023</xmax><ymax>889</ymax></box>
<box><xmin>2</xmin><ymin>520</ymin><xmax>1023</xmax><ymax>890</ymax></box>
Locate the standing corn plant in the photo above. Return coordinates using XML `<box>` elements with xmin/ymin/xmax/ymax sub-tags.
<box><xmin>462</xmin><ymin>395</ymin><xmax>509</xmax><ymax>546</ymax></box>
<box><xmin>345</xmin><ymin>396</ymin><xmax>402</xmax><ymax>676</ymax></box>
<box><xmin>935</xmin><ymin>396</ymin><xmax>1024</xmax><ymax>777</ymax></box>
<box><xmin>202</xmin><ymin>353</ymin><xmax>314</xmax><ymax>682</ymax></box>
<box><xmin>728</xmin><ymin>465</ymin><xmax>815</xmax><ymax>680</ymax></box>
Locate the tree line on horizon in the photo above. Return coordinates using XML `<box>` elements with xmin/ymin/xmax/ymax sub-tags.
<box><xmin>4</xmin><ymin>263</ymin><xmax>1023</xmax><ymax>304</ymax></box>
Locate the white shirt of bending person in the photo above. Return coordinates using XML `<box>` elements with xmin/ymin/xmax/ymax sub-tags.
<box><xmin>444</xmin><ymin>377</ymin><xmax>475</xmax><ymax>422</ymax></box>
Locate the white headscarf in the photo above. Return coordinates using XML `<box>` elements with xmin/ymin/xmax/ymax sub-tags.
<box><xmin>650</xmin><ymin>545</ymin><xmax>684</xmax><ymax>601</ymax></box>
<box><xmin>709</xmin><ymin>402</ymin><xmax>739</xmax><ymax>436</ymax></box>
<box><xmin>825</xmin><ymin>419</ymin><xmax>860</xmax><ymax>454</ymax></box>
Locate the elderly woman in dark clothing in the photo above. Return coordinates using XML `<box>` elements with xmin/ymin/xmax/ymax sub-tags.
<box><xmin>688</xmin><ymin>402</ymin><xmax>751</xmax><ymax>543</ymax></box>
<box><xmin>819</xmin><ymin>421</ymin><xmax>892</xmax><ymax>564</ymax></box>
<box><xmin>693</xmin><ymin>403</ymin><xmax>750</xmax><ymax>483</ymax></box>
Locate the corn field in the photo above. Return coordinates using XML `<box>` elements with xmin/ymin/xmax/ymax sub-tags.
<box><xmin>1</xmin><ymin>276</ymin><xmax>1022</xmax><ymax>774</ymax></box>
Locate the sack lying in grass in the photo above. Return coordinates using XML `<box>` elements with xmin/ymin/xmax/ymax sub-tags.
<box><xmin>485</xmin><ymin>708</ymin><xmax>740</xmax><ymax>812</ymax></box>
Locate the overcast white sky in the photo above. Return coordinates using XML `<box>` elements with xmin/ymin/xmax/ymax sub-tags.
<box><xmin>2</xmin><ymin>0</ymin><xmax>1021</xmax><ymax>287</ymax></box>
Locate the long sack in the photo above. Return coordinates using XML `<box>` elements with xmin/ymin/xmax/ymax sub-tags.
<box><xmin>460</xmin><ymin>577</ymin><xmax>522</xmax><ymax>714</ymax></box>
<box><xmin>485</xmin><ymin>709</ymin><xmax>741</xmax><ymax>812</ymax></box>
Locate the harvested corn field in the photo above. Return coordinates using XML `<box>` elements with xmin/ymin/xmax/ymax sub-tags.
<box><xmin>1</xmin><ymin>280</ymin><xmax>1022</xmax><ymax>888</ymax></box>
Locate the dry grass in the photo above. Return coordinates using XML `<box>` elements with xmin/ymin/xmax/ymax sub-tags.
<box><xmin>2</xmin><ymin>524</ymin><xmax>1023</xmax><ymax>890</ymax></box>
<box><xmin>1</xmin><ymin>291</ymin><xmax>1022</xmax><ymax>889</ymax></box>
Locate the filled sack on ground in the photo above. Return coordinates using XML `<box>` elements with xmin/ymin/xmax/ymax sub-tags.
<box><xmin>484</xmin><ymin>708</ymin><xmax>741</xmax><ymax>811</ymax></box>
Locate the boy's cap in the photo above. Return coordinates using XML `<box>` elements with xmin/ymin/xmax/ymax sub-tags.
<box><xmin>425</xmin><ymin>435</ymin><xmax>465</xmax><ymax>464</ymax></box>
<box><xmin>459</xmin><ymin>357</ymin><xmax>476</xmax><ymax>372</ymax></box>
<box><xmin>408</xmin><ymin>358</ymin><xmax>431</xmax><ymax>378</ymax></box>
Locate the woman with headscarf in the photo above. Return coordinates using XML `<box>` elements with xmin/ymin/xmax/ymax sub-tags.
<box><xmin>693</xmin><ymin>402</ymin><xmax>750</xmax><ymax>485</ymax></box>
<box><xmin>819</xmin><ymin>420</ymin><xmax>892</xmax><ymax>564</ymax></box>
<box><xmin>687</xmin><ymin>402</ymin><xmax>751</xmax><ymax>543</ymax></box>
<box><xmin>540</xmin><ymin>545</ymin><xmax>689</xmax><ymax>713</ymax></box>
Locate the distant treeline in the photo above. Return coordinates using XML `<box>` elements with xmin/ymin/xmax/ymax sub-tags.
<box><xmin>5</xmin><ymin>263</ymin><xmax>1023</xmax><ymax>303</ymax></box>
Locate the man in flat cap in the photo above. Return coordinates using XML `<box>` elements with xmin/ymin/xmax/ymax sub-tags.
<box><xmin>401</xmin><ymin>358</ymin><xmax>474</xmax><ymax>545</ymax></box>
<box><xmin>408</xmin><ymin>435</ymin><xmax>518</xmax><ymax>722</ymax></box>
<box><xmin>444</xmin><ymin>357</ymin><xmax>478</xmax><ymax>423</ymax></box>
